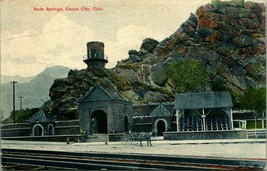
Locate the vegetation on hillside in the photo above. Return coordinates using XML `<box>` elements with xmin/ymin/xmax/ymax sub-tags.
<box><xmin>2</xmin><ymin>108</ymin><xmax>38</xmax><ymax>124</ymax></box>
<box><xmin>167</xmin><ymin>59</ymin><xmax>210</xmax><ymax>93</ymax></box>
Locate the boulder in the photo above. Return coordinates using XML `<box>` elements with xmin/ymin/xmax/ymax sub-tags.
<box><xmin>231</xmin><ymin>65</ymin><xmax>246</xmax><ymax>76</ymax></box>
<box><xmin>140</xmin><ymin>38</ymin><xmax>159</xmax><ymax>53</ymax></box>
<box><xmin>128</xmin><ymin>49</ymin><xmax>139</xmax><ymax>55</ymax></box>
<box><xmin>203</xmin><ymin>50</ymin><xmax>220</xmax><ymax>62</ymax></box>
<box><xmin>233</xmin><ymin>35</ymin><xmax>254</xmax><ymax>47</ymax></box>
<box><xmin>115</xmin><ymin>67</ymin><xmax>140</xmax><ymax>83</ymax></box>
<box><xmin>143</xmin><ymin>91</ymin><xmax>169</xmax><ymax>103</ymax></box>
<box><xmin>150</xmin><ymin>65</ymin><xmax>168</xmax><ymax>87</ymax></box>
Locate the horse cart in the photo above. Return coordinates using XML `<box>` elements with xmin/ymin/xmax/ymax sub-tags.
<box><xmin>121</xmin><ymin>131</ymin><xmax>140</xmax><ymax>146</ymax></box>
<box><xmin>121</xmin><ymin>131</ymin><xmax>154</xmax><ymax>146</ymax></box>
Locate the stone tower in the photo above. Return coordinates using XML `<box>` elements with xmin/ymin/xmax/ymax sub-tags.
<box><xmin>83</xmin><ymin>41</ymin><xmax>108</xmax><ymax>68</ymax></box>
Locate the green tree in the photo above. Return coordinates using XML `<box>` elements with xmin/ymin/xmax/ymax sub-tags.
<box><xmin>167</xmin><ymin>59</ymin><xmax>210</xmax><ymax>93</ymax></box>
<box><xmin>2</xmin><ymin>108</ymin><xmax>36</xmax><ymax>124</ymax></box>
<box><xmin>240</xmin><ymin>87</ymin><xmax>266</xmax><ymax>129</ymax></box>
<box><xmin>42</xmin><ymin>100</ymin><xmax>53</xmax><ymax>113</ymax></box>
<box><xmin>241</xmin><ymin>87</ymin><xmax>266</xmax><ymax>113</ymax></box>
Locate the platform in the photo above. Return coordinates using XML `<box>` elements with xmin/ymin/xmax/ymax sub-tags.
<box><xmin>1</xmin><ymin>138</ymin><xmax>266</xmax><ymax>160</ymax></box>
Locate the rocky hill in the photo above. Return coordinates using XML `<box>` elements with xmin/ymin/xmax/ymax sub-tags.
<box><xmin>48</xmin><ymin>0</ymin><xmax>265</xmax><ymax>120</ymax></box>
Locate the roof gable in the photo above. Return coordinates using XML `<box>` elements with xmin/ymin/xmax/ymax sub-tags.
<box><xmin>84</xmin><ymin>85</ymin><xmax>113</xmax><ymax>100</ymax></box>
<box><xmin>150</xmin><ymin>104</ymin><xmax>172</xmax><ymax>117</ymax></box>
<box><xmin>81</xmin><ymin>84</ymin><xmax>127</xmax><ymax>101</ymax></box>
<box><xmin>174</xmin><ymin>91</ymin><xmax>233</xmax><ymax>110</ymax></box>
<box><xmin>29</xmin><ymin>109</ymin><xmax>54</xmax><ymax>123</ymax></box>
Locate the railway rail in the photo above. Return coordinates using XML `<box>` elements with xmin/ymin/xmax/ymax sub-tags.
<box><xmin>1</xmin><ymin>148</ymin><xmax>266</xmax><ymax>170</ymax></box>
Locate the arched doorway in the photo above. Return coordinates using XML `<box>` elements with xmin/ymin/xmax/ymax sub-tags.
<box><xmin>124</xmin><ymin>116</ymin><xmax>129</xmax><ymax>132</ymax></box>
<box><xmin>91</xmin><ymin>110</ymin><xmax>107</xmax><ymax>134</ymax></box>
<box><xmin>33</xmin><ymin>124</ymin><xmax>44</xmax><ymax>136</ymax></box>
<box><xmin>47</xmin><ymin>124</ymin><xmax>55</xmax><ymax>135</ymax></box>
<box><xmin>156</xmin><ymin>120</ymin><xmax>166</xmax><ymax>136</ymax></box>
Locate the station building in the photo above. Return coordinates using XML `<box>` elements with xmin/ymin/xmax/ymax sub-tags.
<box><xmin>77</xmin><ymin>84</ymin><xmax>133</xmax><ymax>135</ymax></box>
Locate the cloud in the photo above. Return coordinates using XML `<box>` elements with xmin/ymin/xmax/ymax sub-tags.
<box><xmin>103</xmin><ymin>25</ymin><xmax>156</xmax><ymax>68</ymax></box>
<box><xmin>1</xmin><ymin>14</ymin><xmax>95</xmax><ymax>76</ymax></box>
<box><xmin>2</xmin><ymin>16</ymin><xmax>157</xmax><ymax>76</ymax></box>
<box><xmin>0</xmin><ymin>1</ymin><xmax>209</xmax><ymax>76</ymax></box>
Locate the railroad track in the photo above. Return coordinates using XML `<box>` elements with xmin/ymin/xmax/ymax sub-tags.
<box><xmin>1</xmin><ymin>148</ymin><xmax>266</xmax><ymax>170</ymax></box>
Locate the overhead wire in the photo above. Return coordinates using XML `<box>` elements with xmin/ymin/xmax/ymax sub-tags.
<box><xmin>1</xmin><ymin>25</ymin><xmax>79</xmax><ymax>41</ymax></box>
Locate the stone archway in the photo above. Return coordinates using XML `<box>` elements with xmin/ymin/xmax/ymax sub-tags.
<box><xmin>47</xmin><ymin>123</ymin><xmax>55</xmax><ymax>135</ymax></box>
<box><xmin>91</xmin><ymin>110</ymin><xmax>107</xmax><ymax>134</ymax></box>
<box><xmin>155</xmin><ymin>119</ymin><xmax>167</xmax><ymax>136</ymax></box>
<box><xmin>33</xmin><ymin>124</ymin><xmax>44</xmax><ymax>136</ymax></box>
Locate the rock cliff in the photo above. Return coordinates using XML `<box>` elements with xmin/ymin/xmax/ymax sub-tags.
<box><xmin>48</xmin><ymin>0</ymin><xmax>266</xmax><ymax>120</ymax></box>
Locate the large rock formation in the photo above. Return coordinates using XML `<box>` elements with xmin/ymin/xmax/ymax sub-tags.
<box><xmin>48</xmin><ymin>0</ymin><xmax>265</xmax><ymax>120</ymax></box>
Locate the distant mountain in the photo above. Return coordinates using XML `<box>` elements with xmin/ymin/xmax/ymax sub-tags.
<box><xmin>1</xmin><ymin>75</ymin><xmax>35</xmax><ymax>84</ymax></box>
<box><xmin>0</xmin><ymin>66</ymin><xmax>70</xmax><ymax>118</ymax></box>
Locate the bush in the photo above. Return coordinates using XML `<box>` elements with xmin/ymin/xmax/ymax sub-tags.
<box><xmin>246</xmin><ymin>120</ymin><xmax>265</xmax><ymax>129</ymax></box>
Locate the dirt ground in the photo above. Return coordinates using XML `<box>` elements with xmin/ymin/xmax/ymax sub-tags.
<box><xmin>2</xmin><ymin>139</ymin><xmax>266</xmax><ymax>159</ymax></box>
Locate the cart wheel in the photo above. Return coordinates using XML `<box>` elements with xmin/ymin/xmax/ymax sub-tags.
<box><xmin>131</xmin><ymin>137</ymin><xmax>140</xmax><ymax>146</ymax></box>
<box><xmin>121</xmin><ymin>134</ymin><xmax>131</xmax><ymax>146</ymax></box>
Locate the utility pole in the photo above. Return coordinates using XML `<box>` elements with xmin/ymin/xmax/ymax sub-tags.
<box><xmin>10</xmin><ymin>81</ymin><xmax>18</xmax><ymax>123</ymax></box>
<box><xmin>18</xmin><ymin>96</ymin><xmax>23</xmax><ymax>110</ymax></box>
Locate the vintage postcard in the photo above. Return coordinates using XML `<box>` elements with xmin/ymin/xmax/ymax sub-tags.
<box><xmin>1</xmin><ymin>0</ymin><xmax>266</xmax><ymax>170</ymax></box>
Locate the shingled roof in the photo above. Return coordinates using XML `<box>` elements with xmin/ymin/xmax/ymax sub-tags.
<box><xmin>79</xmin><ymin>84</ymin><xmax>126</xmax><ymax>101</ymax></box>
<box><xmin>29</xmin><ymin>109</ymin><xmax>55</xmax><ymax>123</ymax></box>
<box><xmin>150</xmin><ymin>104</ymin><xmax>172</xmax><ymax>117</ymax></box>
<box><xmin>174</xmin><ymin>91</ymin><xmax>233</xmax><ymax>110</ymax></box>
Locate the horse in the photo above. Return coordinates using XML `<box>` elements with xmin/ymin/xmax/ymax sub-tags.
<box><xmin>138</xmin><ymin>131</ymin><xmax>155</xmax><ymax>146</ymax></box>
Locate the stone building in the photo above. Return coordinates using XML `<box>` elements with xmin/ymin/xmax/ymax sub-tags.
<box><xmin>132</xmin><ymin>104</ymin><xmax>174</xmax><ymax>135</ymax></box>
<box><xmin>77</xmin><ymin>84</ymin><xmax>133</xmax><ymax>135</ymax></box>
<box><xmin>78</xmin><ymin>41</ymin><xmax>133</xmax><ymax>136</ymax></box>
<box><xmin>28</xmin><ymin>109</ymin><xmax>55</xmax><ymax>136</ymax></box>
<box><xmin>150</xmin><ymin>104</ymin><xmax>173</xmax><ymax>135</ymax></box>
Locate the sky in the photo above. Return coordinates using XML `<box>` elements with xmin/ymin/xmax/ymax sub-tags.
<box><xmin>0</xmin><ymin>0</ymin><xmax>265</xmax><ymax>77</ymax></box>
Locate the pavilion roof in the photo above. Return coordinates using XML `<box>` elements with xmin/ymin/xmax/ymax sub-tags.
<box><xmin>174</xmin><ymin>91</ymin><xmax>233</xmax><ymax>110</ymax></box>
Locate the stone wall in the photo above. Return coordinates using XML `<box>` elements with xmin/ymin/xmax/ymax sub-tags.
<box><xmin>54</xmin><ymin>120</ymin><xmax>80</xmax><ymax>135</ymax></box>
<box><xmin>1</xmin><ymin>123</ymin><xmax>30</xmax><ymax>137</ymax></box>
<box><xmin>1</xmin><ymin>135</ymin><xmax>82</xmax><ymax>142</ymax></box>
<box><xmin>163</xmin><ymin>130</ymin><xmax>247</xmax><ymax>140</ymax></box>
<box><xmin>133</xmin><ymin>123</ymin><xmax>152</xmax><ymax>132</ymax></box>
<box><xmin>1</xmin><ymin>120</ymin><xmax>80</xmax><ymax>138</ymax></box>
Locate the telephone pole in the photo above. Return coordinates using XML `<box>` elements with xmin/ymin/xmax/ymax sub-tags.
<box><xmin>10</xmin><ymin>81</ymin><xmax>18</xmax><ymax>123</ymax></box>
<box><xmin>18</xmin><ymin>96</ymin><xmax>23</xmax><ymax>110</ymax></box>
